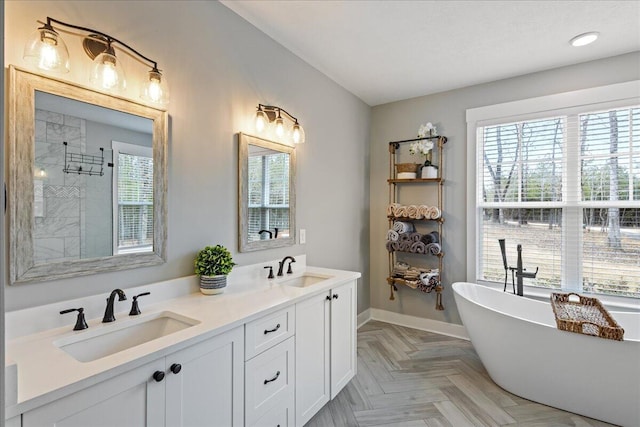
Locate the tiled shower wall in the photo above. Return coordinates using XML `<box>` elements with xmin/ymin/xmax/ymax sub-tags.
<box><xmin>33</xmin><ymin>109</ymin><xmax>86</xmax><ymax>264</ymax></box>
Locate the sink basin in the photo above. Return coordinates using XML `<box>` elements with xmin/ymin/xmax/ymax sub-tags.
<box><xmin>281</xmin><ymin>273</ymin><xmax>333</xmax><ymax>288</ymax></box>
<box><xmin>54</xmin><ymin>311</ymin><xmax>200</xmax><ymax>362</ymax></box>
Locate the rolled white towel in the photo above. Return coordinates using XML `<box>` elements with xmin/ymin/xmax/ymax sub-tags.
<box><xmin>428</xmin><ymin>206</ymin><xmax>441</xmax><ymax>219</ymax></box>
<box><xmin>387</xmin><ymin>203</ymin><xmax>401</xmax><ymax>217</ymax></box>
<box><xmin>406</xmin><ymin>205</ymin><xmax>419</xmax><ymax>219</ymax></box>
<box><xmin>418</xmin><ymin>205</ymin><xmax>430</xmax><ymax>218</ymax></box>
<box><xmin>387</xmin><ymin>229</ymin><xmax>399</xmax><ymax>242</ymax></box>
<box><xmin>394</xmin><ymin>206</ymin><xmax>408</xmax><ymax>217</ymax></box>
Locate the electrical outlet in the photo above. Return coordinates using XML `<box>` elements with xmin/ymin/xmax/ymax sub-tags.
<box><xmin>299</xmin><ymin>229</ymin><xmax>306</xmax><ymax>244</ymax></box>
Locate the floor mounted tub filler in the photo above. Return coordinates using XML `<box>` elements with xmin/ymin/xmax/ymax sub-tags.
<box><xmin>452</xmin><ymin>282</ymin><xmax>639</xmax><ymax>427</ymax></box>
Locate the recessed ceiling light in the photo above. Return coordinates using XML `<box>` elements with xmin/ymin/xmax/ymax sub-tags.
<box><xmin>570</xmin><ymin>32</ymin><xmax>599</xmax><ymax>47</ymax></box>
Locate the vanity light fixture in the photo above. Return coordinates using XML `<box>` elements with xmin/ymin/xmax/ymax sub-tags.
<box><xmin>254</xmin><ymin>104</ymin><xmax>305</xmax><ymax>144</ymax></box>
<box><xmin>570</xmin><ymin>31</ymin><xmax>599</xmax><ymax>47</ymax></box>
<box><xmin>24</xmin><ymin>17</ymin><xmax>169</xmax><ymax>106</ymax></box>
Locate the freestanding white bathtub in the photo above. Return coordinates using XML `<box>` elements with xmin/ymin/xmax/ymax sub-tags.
<box><xmin>452</xmin><ymin>282</ymin><xmax>640</xmax><ymax>427</ymax></box>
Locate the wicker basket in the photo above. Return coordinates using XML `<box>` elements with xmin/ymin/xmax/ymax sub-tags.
<box><xmin>550</xmin><ymin>293</ymin><xmax>624</xmax><ymax>341</ymax></box>
<box><xmin>395</xmin><ymin>163</ymin><xmax>420</xmax><ymax>173</ymax></box>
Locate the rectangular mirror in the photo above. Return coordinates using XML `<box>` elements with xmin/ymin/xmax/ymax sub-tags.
<box><xmin>8</xmin><ymin>66</ymin><xmax>168</xmax><ymax>284</ymax></box>
<box><xmin>238</xmin><ymin>133</ymin><xmax>296</xmax><ymax>252</ymax></box>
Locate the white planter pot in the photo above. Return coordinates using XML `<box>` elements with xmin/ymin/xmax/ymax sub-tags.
<box><xmin>199</xmin><ymin>275</ymin><xmax>227</xmax><ymax>295</ymax></box>
<box><xmin>421</xmin><ymin>166</ymin><xmax>438</xmax><ymax>179</ymax></box>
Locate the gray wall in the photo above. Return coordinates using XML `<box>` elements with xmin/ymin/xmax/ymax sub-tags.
<box><xmin>370</xmin><ymin>52</ymin><xmax>640</xmax><ymax>325</ymax></box>
<box><xmin>4</xmin><ymin>1</ymin><xmax>371</xmax><ymax>313</ymax></box>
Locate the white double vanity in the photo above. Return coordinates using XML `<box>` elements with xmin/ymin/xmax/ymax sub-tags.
<box><xmin>5</xmin><ymin>256</ymin><xmax>360</xmax><ymax>427</ymax></box>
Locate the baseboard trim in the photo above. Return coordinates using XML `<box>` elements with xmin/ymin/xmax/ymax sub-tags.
<box><xmin>357</xmin><ymin>308</ymin><xmax>371</xmax><ymax>329</ymax></box>
<box><xmin>367</xmin><ymin>308</ymin><xmax>469</xmax><ymax>340</ymax></box>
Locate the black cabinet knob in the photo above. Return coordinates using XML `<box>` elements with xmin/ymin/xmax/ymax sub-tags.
<box><xmin>333</xmin><ymin>294</ymin><xmax>339</xmax><ymax>299</ymax></box>
<box><xmin>170</xmin><ymin>363</ymin><xmax>182</xmax><ymax>374</ymax></box>
<box><xmin>326</xmin><ymin>295</ymin><xmax>331</xmax><ymax>301</ymax></box>
<box><xmin>153</xmin><ymin>371</ymin><xmax>165</xmax><ymax>382</ymax></box>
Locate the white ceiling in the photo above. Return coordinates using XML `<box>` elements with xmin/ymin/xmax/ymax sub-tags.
<box><xmin>220</xmin><ymin>0</ymin><xmax>640</xmax><ymax>106</ymax></box>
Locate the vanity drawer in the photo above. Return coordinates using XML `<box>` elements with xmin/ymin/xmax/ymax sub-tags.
<box><xmin>247</xmin><ymin>398</ymin><xmax>293</xmax><ymax>427</ymax></box>
<box><xmin>245</xmin><ymin>336</ymin><xmax>294</xmax><ymax>426</ymax></box>
<box><xmin>245</xmin><ymin>305</ymin><xmax>295</xmax><ymax>360</ymax></box>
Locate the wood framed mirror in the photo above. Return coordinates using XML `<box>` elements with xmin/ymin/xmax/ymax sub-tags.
<box><xmin>238</xmin><ymin>133</ymin><xmax>296</xmax><ymax>252</ymax></box>
<box><xmin>8</xmin><ymin>66</ymin><xmax>168</xmax><ymax>284</ymax></box>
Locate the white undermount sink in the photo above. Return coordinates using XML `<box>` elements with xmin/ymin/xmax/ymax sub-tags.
<box><xmin>54</xmin><ymin>311</ymin><xmax>200</xmax><ymax>363</ymax></box>
<box><xmin>280</xmin><ymin>273</ymin><xmax>333</xmax><ymax>288</ymax></box>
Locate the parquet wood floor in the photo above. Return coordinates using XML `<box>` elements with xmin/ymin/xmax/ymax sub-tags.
<box><xmin>305</xmin><ymin>320</ymin><xmax>614</xmax><ymax>427</ymax></box>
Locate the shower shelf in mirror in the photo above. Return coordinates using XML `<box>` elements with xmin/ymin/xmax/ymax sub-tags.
<box><xmin>386</xmin><ymin>135</ymin><xmax>447</xmax><ymax>310</ymax></box>
<box><xmin>62</xmin><ymin>141</ymin><xmax>112</xmax><ymax>176</ymax></box>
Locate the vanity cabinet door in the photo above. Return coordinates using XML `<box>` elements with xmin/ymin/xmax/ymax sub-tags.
<box><xmin>329</xmin><ymin>280</ymin><xmax>357</xmax><ymax>398</ymax></box>
<box><xmin>22</xmin><ymin>358</ymin><xmax>166</xmax><ymax>427</ymax></box>
<box><xmin>295</xmin><ymin>280</ymin><xmax>357</xmax><ymax>425</ymax></box>
<box><xmin>165</xmin><ymin>326</ymin><xmax>244</xmax><ymax>427</ymax></box>
<box><xmin>295</xmin><ymin>291</ymin><xmax>331</xmax><ymax>426</ymax></box>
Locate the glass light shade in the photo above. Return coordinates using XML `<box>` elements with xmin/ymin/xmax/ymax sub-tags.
<box><xmin>255</xmin><ymin>110</ymin><xmax>267</xmax><ymax>133</ymax></box>
<box><xmin>292</xmin><ymin>123</ymin><xmax>306</xmax><ymax>144</ymax></box>
<box><xmin>141</xmin><ymin>69</ymin><xmax>169</xmax><ymax>106</ymax></box>
<box><xmin>23</xmin><ymin>27</ymin><xmax>70</xmax><ymax>73</ymax></box>
<box><xmin>275</xmin><ymin>117</ymin><xmax>285</xmax><ymax>138</ymax></box>
<box><xmin>89</xmin><ymin>51</ymin><xmax>126</xmax><ymax>92</ymax></box>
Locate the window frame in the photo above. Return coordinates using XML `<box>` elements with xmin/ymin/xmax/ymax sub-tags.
<box><xmin>247</xmin><ymin>149</ymin><xmax>290</xmax><ymax>242</ymax></box>
<box><xmin>111</xmin><ymin>140</ymin><xmax>153</xmax><ymax>254</ymax></box>
<box><xmin>466</xmin><ymin>80</ymin><xmax>640</xmax><ymax>304</ymax></box>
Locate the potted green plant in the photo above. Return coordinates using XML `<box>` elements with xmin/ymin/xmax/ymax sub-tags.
<box><xmin>194</xmin><ymin>245</ymin><xmax>236</xmax><ymax>295</ymax></box>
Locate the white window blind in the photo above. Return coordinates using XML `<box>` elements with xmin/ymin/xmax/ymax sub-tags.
<box><xmin>112</xmin><ymin>141</ymin><xmax>153</xmax><ymax>253</ymax></box>
<box><xmin>477</xmin><ymin>106</ymin><xmax>640</xmax><ymax>298</ymax></box>
<box><xmin>247</xmin><ymin>152</ymin><xmax>290</xmax><ymax>242</ymax></box>
<box><xmin>579</xmin><ymin>107</ymin><xmax>640</xmax><ymax>296</ymax></box>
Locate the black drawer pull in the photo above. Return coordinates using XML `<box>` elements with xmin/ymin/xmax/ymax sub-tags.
<box><xmin>264</xmin><ymin>370</ymin><xmax>281</xmax><ymax>384</ymax></box>
<box><xmin>333</xmin><ymin>294</ymin><xmax>339</xmax><ymax>299</ymax></box>
<box><xmin>264</xmin><ymin>323</ymin><xmax>281</xmax><ymax>334</ymax></box>
<box><xmin>326</xmin><ymin>295</ymin><xmax>331</xmax><ymax>301</ymax></box>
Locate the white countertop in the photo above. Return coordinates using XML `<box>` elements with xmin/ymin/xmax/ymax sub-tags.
<box><xmin>5</xmin><ymin>259</ymin><xmax>360</xmax><ymax>418</ymax></box>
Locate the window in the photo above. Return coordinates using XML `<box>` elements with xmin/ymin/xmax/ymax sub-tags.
<box><xmin>247</xmin><ymin>150</ymin><xmax>290</xmax><ymax>242</ymax></box>
<box><xmin>468</xmin><ymin>81</ymin><xmax>640</xmax><ymax>299</ymax></box>
<box><xmin>112</xmin><ymin>141</ymin><xmax>153</xmax><ymax>254</ymax></box>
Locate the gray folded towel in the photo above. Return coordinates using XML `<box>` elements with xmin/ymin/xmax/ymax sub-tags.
<box><xmin>430</xmin><ymin>231</ymin><xmax>440</xmax><ymax>243</ymax></box>
<box><xmin>411</xmin><ymin>241</ymin><xmax>426</xmax><ymax>253</ymax></box>
<box><xmin>426</xmin><ymin>242</ymin><xmax>441</xmax><ymax>255</ymax></box>
<box><xmin>393</xmin><ymin>221</ymin><xmax>415</xmax><ymax>233</ymax></box>
<box><xmin>399</xmin><ymin>241</ymin><xmax>412</xmax><ymax>251</ymax></box>
<box><xmin>386</xmin><ymin>240</ymin><xmax>395</xmax><ymax>252</ymax></box>
<box><xmin>399</xmin><ymin>233</ymin><xmax>411</xmax><ymax>242</ymax></box>
<box><xmin>409</xmin><ymin>232</ymin><xmax>423</xmax><ymax>242</ymax></box>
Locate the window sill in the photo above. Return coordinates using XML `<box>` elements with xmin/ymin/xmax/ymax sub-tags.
<box><xmin>476</xmin><ymin>280</ymin><xmax>640</xmax><ymax>313</ymax></box>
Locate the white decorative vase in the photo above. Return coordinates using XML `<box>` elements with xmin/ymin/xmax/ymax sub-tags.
<box><xmin>421</xmin><ymin>165</ymin><xmax>438</xmax><ymax>179</ymax></box>
<box><xmin>199</xmin><ymin>275</ymin><xmax>227</xmax><ymax>295</ymax></box>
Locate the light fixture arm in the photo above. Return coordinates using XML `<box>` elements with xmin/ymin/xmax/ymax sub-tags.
<box><xmin>258</xmin><ymin>103</ymin><xmax>299</xmax><ymax>124</ymax></box>
<box><xmin>44</xmin><ymin>17</ymin><xmax>159</xmax><ymax>70</ymax></box>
